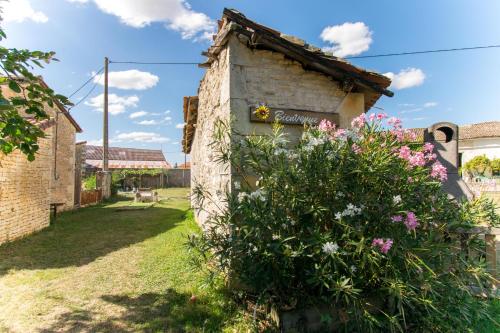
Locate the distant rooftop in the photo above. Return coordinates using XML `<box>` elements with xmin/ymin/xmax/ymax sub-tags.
<box><xmin>84</xmin><ymin>145</ymin><xmax>171</xmax><ymax>170</ymax></box>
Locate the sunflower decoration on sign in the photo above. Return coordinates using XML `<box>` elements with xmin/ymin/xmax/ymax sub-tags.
<box><xmin>254</xmin><ymin>104</ymin><xmax>270</xmax><ymax>121</ymax></box>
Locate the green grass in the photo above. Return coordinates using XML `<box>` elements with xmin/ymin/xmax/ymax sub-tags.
<box><xmin>0</xmin><ymin>188</ymin><xmax>253</xmax><ymax>332</ymax></box>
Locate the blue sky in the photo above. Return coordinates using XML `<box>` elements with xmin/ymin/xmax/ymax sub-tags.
<box><xmin>3</xmin><ymin>0</ymin><xmax>500</xmax><ymax>164</ymax></box>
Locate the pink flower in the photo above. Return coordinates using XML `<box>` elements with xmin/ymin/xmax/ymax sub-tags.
<box><xmin>406</xmin><ymin>130</ymin><xmax>418</xmax><ymax>142</ymax></box>
<box><xmin>351</xmin><ymin>113</ymin><xmax>366</xmax><ymax>129</ymax></box>
<box><xmin>334</xmin><ymin>128</ymin><xmax>347</xmax><ymax>138</ymax></box>
<box><xmin>351</xmin><ymin>143</ymin><xmax>362</xmax><ymax>154</ymax></box>
<box><xmin>369</xmin><ymin>113</ymin><xmax>376</xmax><ymax>122</ymax></box>
<box><xmin>431</xmin><ymin>161</ymin><xmax>447</xmax><ymax>182</ymax></box>
<box><xmin>404</xmin><ymin>212</ymin><xmax>419</xmax><ymax>231</ymax></box>
<box><xmin>390</xmin><ymin>129</ymin><xmax>405</xmax><ymax>142</ymax></box>
<box><xmin>380</xmin><ymin>239</ymin><xmax>393</xmax><ymax>254</ymax></box>
<box><xmin>319</xmin><ymin>119</ymin><xmax>335</xmax><ymax>132</ymax></box>
<box><xmin>388</xmin><ymin>117</ymin><xmax>402</xmax><ymax>128</ymax></box>
<box><xmin>376</xmin><ymin>113</ymin><xmax>388</xmax><ymax>120</ymax></box>
<box><xmin>398</xmin><ymin>146</ymin><xmax>412</xmax><ymax>160</ymax></box>
<box><xmin>425</xmin><ymin>153</ymin><xmax>437</xmax><ymax>162</ymax></box>
<box><xmin>408</xmin><ymin>152</ymin><xmax>426</xmax><ymax>167</ymax></box>
<box><xmin>423</xmin><ymin>142</ymin><xmax>434</xmax><ymax>154</ymax></box>
<box><xmin>391</xmin><ymin>215</ymin><xmax>403</xmax><ymax>223</ymax></box>
<box><xmin>372</xmin><ymin>238</ymin><xmax>393</xmax><ymax>254</ymax></box>
<box><xmin>372</xmin><ymin>238</ymin><xmax>384</xmax><ymax>247</ymax></box>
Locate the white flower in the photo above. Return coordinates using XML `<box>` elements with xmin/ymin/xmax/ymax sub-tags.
<box><xmin>250</xmin><ymin>189</ymin><xmax>266</xmax><ymax>202</ymax></box>
<box><xmin>274</xmin><ymin>148</ymin><xmax>287</xmax><ymax>156</ymax></box>
<box><xmin>322</xmin><ymin>242</ymin><xmax>339</xmax><ymax>255</ymax></box>
<box><xmin>393</xmin><ymin>195</ymin><xmax>402</xmax><ymax>205</ymax></box>
<box><xmin>272</xmin><ymin>234</ymin><xmax>279</xmax><ymax>240</ymax></box>
<box><xmin>350</xmin><ymin>265</ymin><xmax>357</xmax><ymax>272</ymax></box>
<box><xmin>234</xmin><ymin>181</ymin><xmax>241</xmax><ymax>190</ymax></box>
<box><xmin>237</xmin><ymin>192</ymin><xmax>248</xmax><ymax>203</ymax></box>
<box><xmin>335</xmin><ymin>212</ymin><xmax>342</xmax><ymax>220</ymax></box>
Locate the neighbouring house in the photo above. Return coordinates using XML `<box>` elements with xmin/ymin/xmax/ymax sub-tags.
<box><xmin>83</xmin><ymin>145</ymin><xmax>172</xmax><ymax>189</ymax></box>
<box><xmin>182</xmin><ymin>9</ymin><xmax>393</xmax><ymax>226</ymax></box>
<box><xmin>0</xmin><ymin>80</ymin><xmax>82</xmax><ymax>245</ymax></box>
<box><xmin>83</xmin><ymin>145</ymin><xmax>171</xmax><ymax>174</ymax></box>
<box><xmin>458</xmin><ymin>121</ymin><xmax>500</xmax><ymax>167</ymax></box>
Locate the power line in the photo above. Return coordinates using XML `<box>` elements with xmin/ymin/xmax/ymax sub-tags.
<box><xmin>345</xmin><ymin>44</ymin><xmax>500</xmax><ymax>59</ymax></box>
<box><xmin>67</xmin><ymin>67</ymin><xmax>104</xmax><ymax>98</ymax></box>
<box><xmin>68</xmin><ymin>76</ymin><xmax>101</xmax><ymax>111</ymax></box>
<box><xmin>109</xmin><ymin>60</ymin><xmax>199</xmax><ymax>65</ymax></box>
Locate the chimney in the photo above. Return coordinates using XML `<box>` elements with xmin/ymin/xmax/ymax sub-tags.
<box><xmin>424</xmin><ymin>122</ymin><xmax>473</xmax><ymax>200</ymax></box>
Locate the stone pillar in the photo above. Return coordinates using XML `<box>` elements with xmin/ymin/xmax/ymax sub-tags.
<box><xmin>96</xmin><ymin>171</ymin><xmax>112</xmax><ymax>199</ymax></box>
<box><xmin>424</xmin><ymin>122</ymin><xmax>473</xmax><ymax>200</ymax></box>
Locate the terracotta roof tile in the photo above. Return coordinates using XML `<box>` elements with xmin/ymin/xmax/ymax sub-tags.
<box><xmin>85</xmin><ymin>145</ymin><xmax>166</xmax><ymax>161</ymax></box>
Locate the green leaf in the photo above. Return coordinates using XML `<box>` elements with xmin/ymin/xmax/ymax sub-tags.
<box><xmin>8</xmin><ymin>80</ymin><xmax>21</xmax><ymax>93</ymax></box>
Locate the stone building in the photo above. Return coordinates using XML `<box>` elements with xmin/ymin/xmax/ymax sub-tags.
<box><xmin>182</xmin><ymin>9</ymin><xmax>393</xmax><ymax>226</ymax></box>
<box><xmin>0</xmin><ymin>80</ymin><xmax>82</xmax><ymax>245</ymax></box>
<box><xmin>458</xmin><ymin>121</ymin><xmax>500</xmax><ymax>167</ymax></box>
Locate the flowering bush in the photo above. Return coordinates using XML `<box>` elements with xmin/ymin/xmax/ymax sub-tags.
<box><xmin>189</xmin><ymin>114</ymin><xmax>497</xmax><ymax>332</ymax></box>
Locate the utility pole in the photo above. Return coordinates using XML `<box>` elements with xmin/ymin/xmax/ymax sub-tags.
<box><xmin>103</xmin><ymin>57</ymin><xmax>109</xmax><ymax>172</ymax></box>
<box><xmin>97</xmin><ymin>57</ymin><xmax>111</xmax><ymax>199</ymax></box>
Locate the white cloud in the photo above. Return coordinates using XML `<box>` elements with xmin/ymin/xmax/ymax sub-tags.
<box><xmin>87</xmin><ymin>139</ymin><xmax>103</xmax><ymax>146</ymax></box>
<box><xmin>384</xmin><ymin>68</ymin><xmax>426</xmax><ymax>90</ymax></box>
<box><xmin>320</xmin><ymin>22</ymin><xmax>372</xmax><ymax>57</ymax></box>
<box><xmin>94</xmin><ymin>69</ymin><xmax>159</xmax><ymax>90</ymax></box>
<box><xmin>137</xmin><ymin>119</ymin><xmax>159</xmax><ymax>125</ymax></box>
<box><xmin>66</xmin><ymin>0</ymin><xmax>89</xmax><ymax>3</ymax></box>
<box><xmin>85</xmin><ymin>93</ymin><xmax>139</xmax><ymax>115</ymax></box>
<box><xmin>164</xmin><ymin>110</ymin><xmax>171</xmax><ymax>114</ymax></box>
<box><xmin>2</xmin><ymin>0</ymin><xmax>48</xmax><ymax>23</ymax></box>
<box><xmin>75</xmin><ymin>0</ymin><xmax>216</xmax><ymax>41</ymax></box>
<box><xmin>400</xmin><ymin>108</ymin><xmax>423</xmax><ymax>114</ymax></box>
<box><xmin>423</xmin><ymin>102</ymin><xmax>438</xmax><ymax>108</ymax></box>
<box><xmin>175</xmin><ymin>123</ymin><xmax>185</xmax><ymax>129</ymax></box>
<box><xmin>129</xmin><ymin>111</ymin><xmax>148</xmax><ymax>119</ymax></box>
<box><xmin>115</xmin><ymin>131</ymin><xmax>170</xmax><ymax>143</ymax></box>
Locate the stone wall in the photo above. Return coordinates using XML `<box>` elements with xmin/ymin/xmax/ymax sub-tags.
<box><xmin>50</xmin><ymin>113</ymin><xmax>76</xmax><ymax>210</ymax></box>
<box><xmin>190</xmin><ymin>45</ymin><xmax>232</xmax><ymax>227</ymax></box>
<box><xmin>191</xmin><ymin>36</ymin><xmax>366</xmax><ymax>227</ymax></box>
<box><xmin>227</xmin><ymin>35</ymin><xmax>365</xmax><ymax>140</ymax></box>
<box><xmin>0</xmin><ymin>131</ymin><xmax>53</xmax><ymax>245</ymax></box>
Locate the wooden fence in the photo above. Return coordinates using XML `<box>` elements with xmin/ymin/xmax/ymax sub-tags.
<box><xmin>80</xmin><ymin>189</ymin><xmax>102</xmax><ymax>206</ymax></box>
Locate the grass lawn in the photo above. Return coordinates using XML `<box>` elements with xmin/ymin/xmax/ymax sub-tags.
<box><xmin>0</xmin><ymin>188</ymin><xmax>498</xmax><ymax>332</ymax></box>
<box><xmin>0</xmin><ymin>188</ymin><xmax>254</xmax><ymax>332</ymax></box>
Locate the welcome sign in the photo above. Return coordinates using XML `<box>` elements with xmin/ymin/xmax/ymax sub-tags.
<box><xmin>249</xmin><ymin>107</ymin><xmax>339</xmax><ymax>126</ymax></box>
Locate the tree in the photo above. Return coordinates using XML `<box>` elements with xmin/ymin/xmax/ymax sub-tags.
<box><xmin>0</xmin><ymin>26</ymin><xmax>72</xmax><ymax>161</ymax></box>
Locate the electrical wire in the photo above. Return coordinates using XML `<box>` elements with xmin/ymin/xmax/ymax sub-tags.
<box><xmin>67</xmin><ymin>67</ymin><xmax>104</xmax><ymax>98</ymax></box>
<box><xmin>68</xmin><ymin>77</ymin><xmax>101</xmax><ymax>111</ymax></box>
<box><xmin>109</xmin><ymin>60</ymin><xmax>200</xmax><ymax>65</ymax></box>
<box><xmin>345</xmin><ymin>44</ymin><xmax>500</xmax><ymax>59</ymax></box>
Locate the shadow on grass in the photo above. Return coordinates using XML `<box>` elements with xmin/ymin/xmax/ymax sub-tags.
<box><xmin>39</xmin><ymin>290</ymin><xmax>232</xmax><ymax>333</ymax></box>
<box><xmin>0</xmin><ymin>203</ymin><xmax>187</xmax><ymax>276</ymax></box>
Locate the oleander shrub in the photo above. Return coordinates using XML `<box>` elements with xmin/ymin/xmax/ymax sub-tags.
<box><xmin>189</xmin><ymin>114</ymin><xmax>497</xmax><ymax>332</ymax></box>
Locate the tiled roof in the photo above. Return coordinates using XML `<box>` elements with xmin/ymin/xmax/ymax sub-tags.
<box><xmin>459</xmin><ymin>121</ymin><xmax>500</xmax><ymax>140</ymax></box>
<box><xmin>201</xmin><ymin>8</ymin><xmax>393</xmax><ymax>111</ymax></box>
<box><xmin>85</xmin><ymin>160</ymin><xmax>170</xmax><ymax>170</ymax></box>
<box><xmin>408</xmin><ymin>121</ymin><xmax>500</xmax><ymax>142</ymax></box>
<box><xmin>85</xmin><ymin>145</ymin><xmax>166</xmax><ymax>161</ymax></box>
